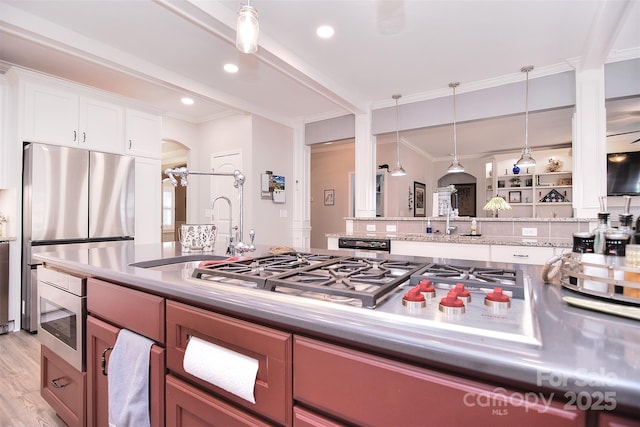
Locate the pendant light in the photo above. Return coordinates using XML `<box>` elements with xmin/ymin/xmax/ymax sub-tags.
<box><xmin>390</xmin><ymin>94</ymin><xmax>407</xmax><ymax>176</ymax></box>
<box><xmin>515</xmin><ymin>65</ymin><xmax>536</xmax><ymax>167</ymax></box>
<box><xmin>447</xmin><ymin>82</ymin><xmax>464</xmax><ymax>173</ymax></box>
<box><xmin>236</xmin><ymin>1</ymin><xmax>259</xmax><ymax>54</ymax></box>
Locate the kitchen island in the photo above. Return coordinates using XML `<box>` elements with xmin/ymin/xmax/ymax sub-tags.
<box><xmin>35</xmin><ymin>241</ymin><xmax>640</xmax><ymax>426</ymax></box>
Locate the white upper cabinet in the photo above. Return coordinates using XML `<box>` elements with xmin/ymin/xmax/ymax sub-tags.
<box><xmin>23</xmin><ymin>81</ymin><xmax>79</xmax><ymax>147</ymax></box>
<box><xmin>22</xmin><ymin>80</ymin><xmax>125</xmax><ymax>154</ymax></box>
<box><xmin>8</xmin><ymin>68</ymin><xmax>161</xmax><ymax>158</ymax></box>
<box><xmin>125</xmin><ymin>108</ymin><xmax>162</xmax><ymax>159</ymax></box>
<box><xmin>78</xmin><ymin>97</ymin><xmax>125</xmax><ymax>154</ymax></box>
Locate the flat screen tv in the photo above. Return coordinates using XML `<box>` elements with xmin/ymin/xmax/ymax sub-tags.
<box><xmin>607</xmin><ymin>151</ymin><xmax>640</xmax><ymax>195</ymax></box>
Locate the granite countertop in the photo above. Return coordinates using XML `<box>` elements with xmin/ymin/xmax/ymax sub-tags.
<box><xmin>327</xmin><ymin>232</ymin><xmax>573</xmax><ymax>248</ymax></box>
<box><xmin>35</xmin><ymin>241</ymin><xmax>639</xmax><ymax>414</ymax></box>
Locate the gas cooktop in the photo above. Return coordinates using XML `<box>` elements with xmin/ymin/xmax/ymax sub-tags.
<box><xmin>189</xmin><ymin>253</ymin><xmax>540</xmax><ymax>347</ymax></box>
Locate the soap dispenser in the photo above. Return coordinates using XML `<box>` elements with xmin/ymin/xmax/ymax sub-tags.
<box><xmin>426</xmin><ymin>219</ymin><xmax>433</xmax><ymax>234</ymax></box>
<box><xmin>470</xmin><ymin>218</ymin><xmax>477</xmax><ymax>235</ymax></box>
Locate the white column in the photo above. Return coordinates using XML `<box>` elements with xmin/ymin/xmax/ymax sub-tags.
<box><xmin>354</xmin><ymin>112</ymin><xmax>376</xmax><ymax>218</ymax></box>
<box><xmin>572</xmin><ymin>67</ymin><xmax>607</xmax><ymax>218</ymax></box>
<box><xmin>291</xmin><ymin>121</ymin><xmax>311</xmax><ymax>249</ymax></box>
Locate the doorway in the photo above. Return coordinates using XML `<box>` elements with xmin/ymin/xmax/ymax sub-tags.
<box><xmin>161</xmin><ymin>140</ymin><xmax>189</xmax><ymax>242</ymax></box>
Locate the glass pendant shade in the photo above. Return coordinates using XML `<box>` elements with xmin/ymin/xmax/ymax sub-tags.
<box><xmin>390</xmin><ymin>161</ymin><xmax>407</xmax><ymax>176</ymax></box>
<box><xmin>516</xmin><ymin>146</ymin><xmax>536</xmax><ymax>167</ymax></box>
<box><xmin>447</xmin><ymin>156</ymin><xmax>465</xmax><ymax>173</ymax></box>
<box><xmin>236</xmin><ymin>5</ymin><xmax>259</xmax><ymax>54</ymax></box>
<box><xmin>516</xmin><ymin>66</ymin><xmax>536</xmax><ymax>167</ymax></box>
<box><xmin>447</xmin><ymin>82</ymin><xmax>464</xmax><ymax>173</ymax></box>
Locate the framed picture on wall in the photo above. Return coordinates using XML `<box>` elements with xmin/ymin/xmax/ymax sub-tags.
<box><xmin>452</xmin><ymin>183</ymin><xmax>477</xmax><ymax>217</ymax></box>
<box><xmin>324</xmin><ymin>189</ymin><xmax>335</xmax><ymax>206</ymax></box>
<box><xmin>414</xmin><ymin>181</ymin><xmax>426</xmax><ymax>217</ymax></box>
<box><xmin>509</xmin><ymin>190</ymin><xmax>522</xmax><ymax>203</ymax></box>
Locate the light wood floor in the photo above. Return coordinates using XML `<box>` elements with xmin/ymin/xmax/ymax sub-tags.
<box><xmin>0</xmin><ymin>330</ymin><xmax>67</xmax><ymax>427</ymax></box>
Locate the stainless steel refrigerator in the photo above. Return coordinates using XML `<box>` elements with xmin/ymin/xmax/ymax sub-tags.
<box><xmin>21</xmin><ymin>143</ymin><xmax>135</xmax><ymax>332</ymax></box>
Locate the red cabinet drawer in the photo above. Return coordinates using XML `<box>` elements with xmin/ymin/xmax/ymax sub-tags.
<box><xmin>293</xmin><ymin>406</ymin><xmax>346</xmax><ymax>427</ymax></box>
<box><xmin>87</xmin><ymin>278</ymin><xmax>165</xmax><ymax>344</ymax></box>
<box><xmin>166</xmin><ymin>300</ymin><xmax>292</xmax><ymax>426</ymax></box>
<box><xmin>41</xmin><ymin>344</ymin><xmax>86</xmax><ymax>427</ymax></box>
<box><xmin>294</xmin><ymin>336</ymin><xmax>585</xmax><ymax>427</ymax></box>
<box><xmin>166</xmin><ymin>374</ymin><xmax>272</xmax><ymax>427</ymax></box>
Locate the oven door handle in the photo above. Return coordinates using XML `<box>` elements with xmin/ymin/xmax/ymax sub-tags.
<box><xmin>101</xmin><ymin>346</ymin><xmax>113</xmax><ymax>376</ymax></box>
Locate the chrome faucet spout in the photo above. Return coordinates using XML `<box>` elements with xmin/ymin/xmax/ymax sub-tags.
<box><xmin>445</xmin><ymin>206</ymin><xmax>457</xmax><ymax>235</ymax></box>
<box><xmin>212</xmin><ymin>196</ymin><xmax>234</xmax><ymax>255</ymax></box>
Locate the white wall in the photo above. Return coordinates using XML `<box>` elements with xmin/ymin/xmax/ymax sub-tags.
<box><xmin>376</xmin><ymin>141</ymin><xmax>430</xmax><ymax>217</ymax></box>
<box><xmin>251</xmin><ymin>116</ymin><xmax>294</xmax><ymax>246</ymax></box>
<box><xmin>163</xmin><ymin>114</ymin><xmax>296</xmax><ymax>248</ymax></box>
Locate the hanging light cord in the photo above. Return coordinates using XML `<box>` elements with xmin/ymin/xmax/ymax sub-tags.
<box><xmin>451</xmin><ymin>82</ymin><xmax>459</xmax><ymax>160</ymax></box>
<box><xmin>524</xmin><ymin>68</ymin><xmax>529</xmax><ymax>152</ymax></box>
<box><xmin>394</xmin><ymin>94</ymin><xmax>401</xmax><ymax>167</ymax></box>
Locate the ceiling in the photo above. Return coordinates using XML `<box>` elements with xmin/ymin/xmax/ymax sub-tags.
<box><xmin>1</xmin><ymin>0</ymin><xmax>639</xmax><ymax>159</ymax></box>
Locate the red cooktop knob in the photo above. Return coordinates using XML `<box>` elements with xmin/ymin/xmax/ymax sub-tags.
<box><xmin>402</xmin><ymin>289</ymin><xmax>426</xmax><ymax>309</ymax></box>
<box><xmin>417</xmin><ymin>279</ymin><xmax>436</xmax><ymax>299</ymax></box>
<box><xmin>453</xmin><ymin>283</ymin><xmax>471</xmax><ymax>303</ymax></box>
<box><xmin>438</xmin><ymin>290</ymin><xmax>466</xmax><ymax>314</ymax></box>
<box><xmin>484</xmin><ymin>287</ymin><xmax>511</xmax><ymax>309</ymax></box>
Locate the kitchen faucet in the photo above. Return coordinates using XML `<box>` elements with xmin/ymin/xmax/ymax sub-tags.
<box><xmin>165</xmin><ymin>167</ymin><xmax>256</xmax><ymax>254</ymax></box>
<box><xmin>446</xmin><ymin>206</ymin><xmax>457</xmax><ymax>235</ymax></box>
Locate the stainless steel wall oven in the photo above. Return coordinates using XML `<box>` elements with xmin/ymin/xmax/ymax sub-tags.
<box><xmin>37</xmin><ymin>266</ymin><xmax>86</xmax><ymax>372</ymax></box>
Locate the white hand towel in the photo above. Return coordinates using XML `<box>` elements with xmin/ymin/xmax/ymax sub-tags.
<box><xmin>108</xmin><ymin>329</ymin><xmax>154</xmax><ymax>427</ymax></box>
<box><xmin>183</xmin><ymin>336</ymin><xmax>259</xmax><ymax>404</ymax></box>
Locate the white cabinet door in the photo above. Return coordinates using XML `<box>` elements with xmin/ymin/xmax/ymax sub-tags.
<box><xmin>490</xmin><ymin>245</ymin><xmax>555</xmax><ymax>265</ymax></box>
<box><xmin>79</xmin><ymin>98</ymin><xmax>124</xmax><ymax>154</ymax></box>
<box><xmin>135</xmin><ymin>157</ymin><xmax>161</xmax><ymax>244</ymax></box>
<box><xmin>391</xmin><ymin>240</ymin><xmax>491</xmax><ymax>261</ymax></box>
<box><xmin>23</xmin><ymin>81</ymin><xmax>79</xmax><ymax>146</ymax></box>
<box><xmin>125</xmin><ymin>109</ymin><xmax>161</xmax><ymax>159</ymax></box>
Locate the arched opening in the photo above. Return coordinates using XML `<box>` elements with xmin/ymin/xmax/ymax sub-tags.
<box><xmin>437</xmin><ymin>172</ymin><xmax>477</xmax><ymax>217</ymax></box>
<box><xmin>161</xmin><ymin>139</ymin><xmax>189</xmax><ymax>242</ymax></box>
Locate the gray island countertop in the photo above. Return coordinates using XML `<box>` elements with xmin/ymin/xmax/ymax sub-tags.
<box><xmin>35</xmin><ymin>241</ymin><xmax>640</xmax><ymax>417</ymax></box>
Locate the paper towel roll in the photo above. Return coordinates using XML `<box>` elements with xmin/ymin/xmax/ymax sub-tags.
<box><xmin>183</xmin><ymin>336</ymin><xmax>259</xmax><ymax>404</ymax></box>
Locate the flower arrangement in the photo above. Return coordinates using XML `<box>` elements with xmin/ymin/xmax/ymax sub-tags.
<box><xmin>546</xmin><ymin>158</ymin><xmax>563</xmax><ymax>172</ymax></box>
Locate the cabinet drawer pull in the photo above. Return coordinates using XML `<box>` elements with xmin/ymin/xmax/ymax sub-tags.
<box><xmin>513</xmin><ymin>254</ymin><xmax>529</xmax><ymax>258</ymax></box>
<box><xmin>128</xmin><ymin>139</ymin><xmax>132</xmax><ymax>149</ymax></box>
<box><xmin>51</xmin><ymin>377</ymin><xmax>69</xmax><ymax>388</ymax></box>
<box><xmin>73</xmin><ymin>130</ymin><xmax>77</xmax><ymax>141</ymax></box>
<box><xmin>82</xmin><ymin>131</ymin><xmax>86</xmax><ymax>143</ymax></box>
<box><xmin>101</xmin><ymin>346</ymin><xmax>113</xmax><ymax>376</ymax></box>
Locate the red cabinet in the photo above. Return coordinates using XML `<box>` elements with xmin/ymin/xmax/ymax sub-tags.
<box><xmin>166</xmin><ymin>300</ymin><xmax>293</xmax><ymax>426</ymax></box>
<box><xmin>86</xmin><ymin>278</ymin><xmax>166</xmax><ymax>427</ymax></box>
<box><xmin>294</xmin><ymin>336</ymin><xmax>585</xmax><ymax>427</ymax></box>
<box><xmin>166</xmin><ymin>374</ymin><xmax>272</xmax><ymax>427</ymax></box>
<box><xmin>40</xmin><ymin>344</ymin><xmax>86</xmax><ymax>427</ymax></box>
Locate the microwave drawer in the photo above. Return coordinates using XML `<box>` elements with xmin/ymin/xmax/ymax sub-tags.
<box><xmin>166</xmin><ymin>300</ymin><xmax>292</xmax><ymax>426</ymax></box>
<box><xmin>87</xmin><ymin>278</ymin><xmax>165</xmax><ymax>344</ymax></box>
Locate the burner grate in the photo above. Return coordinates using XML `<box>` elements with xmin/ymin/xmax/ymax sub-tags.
<box><xmin>409</xmin><ymin>263</ymin><xmax>525</xmax><ymax>299</ymax></box>
<box><xmin>263</xmin><ymin>258</ymin><xmax>425</xmax><ymax>308</ymax></box>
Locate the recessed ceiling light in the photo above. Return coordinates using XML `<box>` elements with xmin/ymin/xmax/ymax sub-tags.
<box><xmin>181</xmin><ymin>97</ymin><xmax>194</xmax><ymax>105</ymax></box>
<box><xmin>316</xmin><ymin>25</ymin><xmax>334</xmax><ymax>39</ymax></box>
<box><xmin>224</xmin><ymin>63</ymin><xmax>239</xmax><ymax>73</ymax></box>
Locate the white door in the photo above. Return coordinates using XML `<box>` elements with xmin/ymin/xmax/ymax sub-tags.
<box><xmin>210</xmin><ymin>150</ymin><xmax>243</xmax><ymax>254</ymax></box>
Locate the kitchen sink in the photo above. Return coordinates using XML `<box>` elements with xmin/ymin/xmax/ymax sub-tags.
<box><xmin>130</xmin><ymin>254</ymin><xmax>229</xmax><ymax>269</ymax></box>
